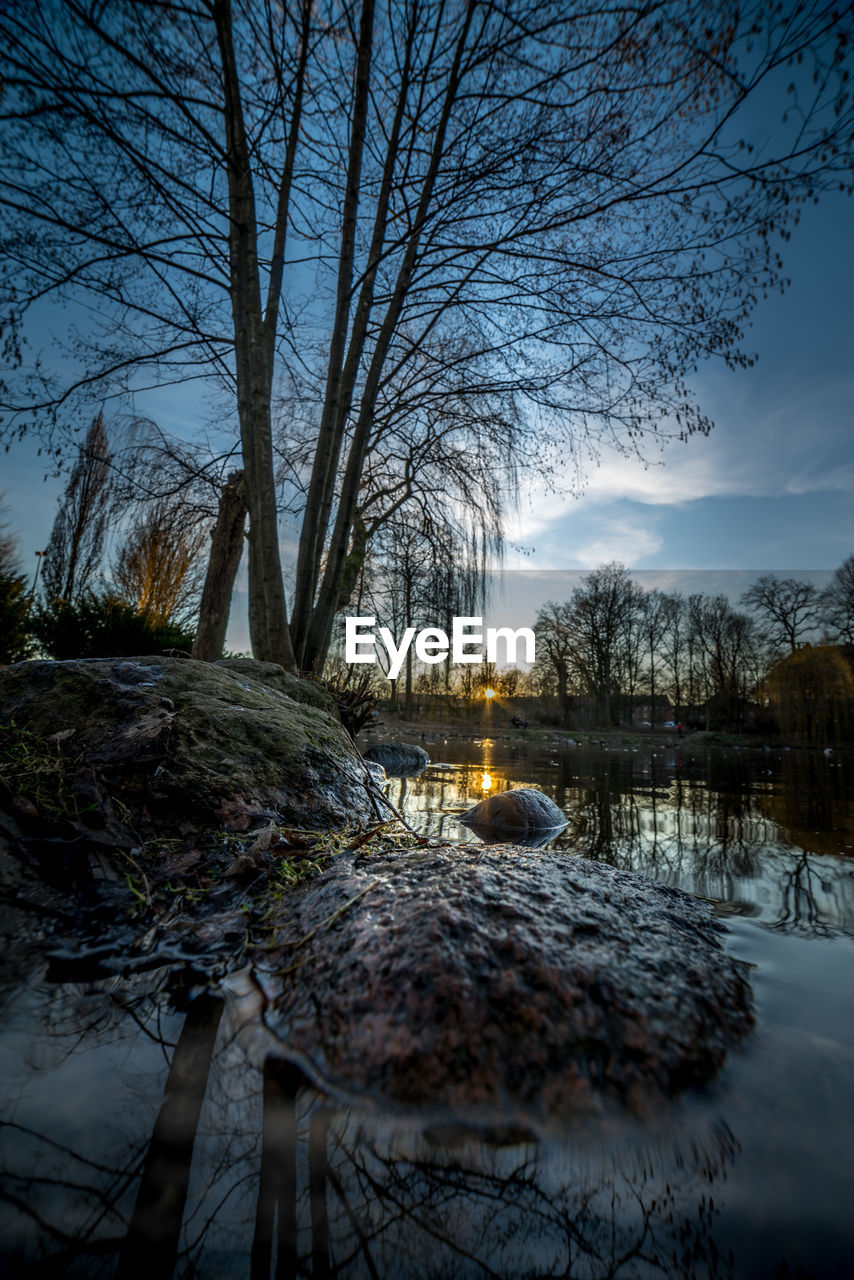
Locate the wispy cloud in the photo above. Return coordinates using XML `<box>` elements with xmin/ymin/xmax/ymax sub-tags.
<box><xmin>508</xmin><ymin>366</ymin><xmax>854</xmax><ymax>559</ymax></box>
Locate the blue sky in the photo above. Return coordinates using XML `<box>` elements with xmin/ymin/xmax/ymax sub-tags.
<box><xmin>504</xmin><ymin>191</ymin><xmax>854</xmax><ymax>576</ymax></box>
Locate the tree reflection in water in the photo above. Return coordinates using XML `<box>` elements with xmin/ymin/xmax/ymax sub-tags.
<box><xmin>1</xmin><ymin>969</ymin><xmax>740</xmax><ymax>1278</ymax></box>
<box><xmin>191</xmin><ymin>1035</ymin><xmax>742</xmax><ymax>1280</ymax></box>
<box><xmin>2</xmin><ymin>741</ymin><xmax>852</xmax><ymax>1273</ymax></box>
<box><xmin>385</xmin><ymin>743</ymin><xmax>854</xmax><ymax>937</ymax></box>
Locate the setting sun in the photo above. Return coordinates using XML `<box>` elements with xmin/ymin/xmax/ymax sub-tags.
<box><xmin>484</xmin><ymin>687</ymin><xmax>496</xmax><ymax>699</ymax></box>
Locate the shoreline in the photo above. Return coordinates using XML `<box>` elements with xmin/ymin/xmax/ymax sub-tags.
<box><xmin>358</xmin><ymin>717</ymin><xmax>847</xmax><ymax>753</ymax></box>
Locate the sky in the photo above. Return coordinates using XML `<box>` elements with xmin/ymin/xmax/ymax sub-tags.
<box><xmin>1</xmin><ymin>48</ymin><xmax>852</xmax><ymax>650</ymax></box>
<box><xmin>502</xmin><ymin>190</ymin><xmax>854</xmax><ymax>577</ymax></box>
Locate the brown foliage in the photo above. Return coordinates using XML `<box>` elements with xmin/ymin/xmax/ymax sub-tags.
<box><xmin>763</xmin><ymin>645</ymin><xmax>854</xmax><ymax>743</ymax></box>
<box><xmin>113</xmin><ymin>498</ymin><xmax>208</xmax><ymax>629</ymax></box>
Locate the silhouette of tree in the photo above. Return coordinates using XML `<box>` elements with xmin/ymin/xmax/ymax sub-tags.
<box><xmin>40</xmin><ymin>413</ymin><xmax>114</xmax><ymax>605</ymax></box>
<box><xmin>0</xmin><ymin>498</ymin><xmax>31</xmax><ymax>662</ymax></box>
<box><xmin>740</xmin><ymin>574</ymin><xmax>820</xmax><ymax>653</ymax></box>
<box><xmin>819</xmin><ymin>554</ymin><xmax>854</xmax><ymax>644</ymax></box>
<box><xmin>534</xmin><ymin>601</ymin><xmax>576</xmax><ymax>728</ymax></box>
<box><xmin>2</xmin><ymin>1</ymin><xmax>852</xmax><ymax>668</ymax></box>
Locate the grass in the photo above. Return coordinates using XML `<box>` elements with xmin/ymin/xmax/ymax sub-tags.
<box><xmin>0</xmin><ymin>719</ymin><xmax>89</xmax><ymax>823</ymax></box>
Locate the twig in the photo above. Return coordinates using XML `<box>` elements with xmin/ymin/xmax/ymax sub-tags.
<box><xmin>259</xmin><ymin>880</ymin><xmax>379</xmax><ymax>957</ymax></box>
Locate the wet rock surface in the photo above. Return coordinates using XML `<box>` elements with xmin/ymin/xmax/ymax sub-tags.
<box><xmin>363</xmin><ymin>742</ymin><xmax>430</xmax><ymax>775</ymax></box>
<box><xmin>215</xmin><ymin>658</ymin><xmax>335</xmax><ymax>715</ymax></box>
<box><xmin>254</xmin><ymin>844</ymin><xmax>754</xmax><ymax>1123</ymax></box>
<box><xmin>0</xmin><ymin>656</ymin><xmax>378</xmax><ymax>838</ymax></box>
<box><xmin>460</xmin><ymin>787</ymin><xmax>568</xmax><ymax>835</ymax></box>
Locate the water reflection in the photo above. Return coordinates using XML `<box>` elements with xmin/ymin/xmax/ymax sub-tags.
<box><xmin>461</xmin><ymin>820</ymin><xmax>568</xmax><ymax>848</ymax></box>
<box><xmin>0</xmin><ymin>971</ymin><xmax>743</xmax><ymax>1278</ymax></box>
<box><xmin>2</xmin><ymin>743</ymin><xmax>854</xmax><ymax>1275</ymax></box>
<box><xmin>386</xmin><ymin>743</ymin><xmax>854</xmax><ymax>936</ymax></box>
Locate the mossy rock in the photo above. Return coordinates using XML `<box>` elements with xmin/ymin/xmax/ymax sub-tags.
<box><xmin>0</xmin><ymin>656</ymin><xmax>375</xmax><ymax>834</ymax></box>
<box><xmin>216</xmin><ymin>658</ymin><xmax>336</xmax><ymax>716</ymax></box>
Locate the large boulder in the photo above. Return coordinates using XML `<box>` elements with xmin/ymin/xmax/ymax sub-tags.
<box><xmin>460</xmin><ymin>787</ymin><xmax>567</xmax><ymax>842</ymax></box>
<box><xmin>254</xmin><ymin>844</ymin><xmax>754</xmax><ymax>1124</ymax></box>
<box><xmin>0</xmin><ymin>657</ymin><xmax>379</xmax><ymax>835</ymax></box>
<box><xmin>363</xmin><ymin>742</ymin><xmax>430</xmax><ymax>775</ymax></box>
<box><xmin>215</xmin><ymin>658</ymin><xmax>336</xmax><ymax>716</ymax></box>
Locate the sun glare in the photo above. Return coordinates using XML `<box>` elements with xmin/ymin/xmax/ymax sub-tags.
<box><xmin>484</xmin><ymin>687</ymin><xmax>496</xmax><ymax>699</ymax></box>
<box><xmin>481</xmin><ymin>772</ymin><xmax>492</xmax><ymax>791</ymax></box>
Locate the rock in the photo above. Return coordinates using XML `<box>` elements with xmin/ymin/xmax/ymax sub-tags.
<box><xmin>215</xmin><ymin>658</ymin><xmax>336</xmax><ymax>716</ymax></box>
<box><xmin>254</xmin><ymin>845</ymin><xmax>754</xmax><ymax>1124</ymax></box>
<box><xmin>459</xmin><ymin>787</ymin><xmax>567</xmax><ymax>836</ymax></box>
<box><xmin>0</xmin><ymin>657</ymin><xmax>380</xmax><ymax>835</ymax></box>
<box><xmin>364</xmin><ymin>760</ymin><xmax>387</xmax><ymax>787</ymax></box>
<box><xmin>363</xmin><ymin>742</ymin><xmax>430</xmax><ymax>775</ymax></box>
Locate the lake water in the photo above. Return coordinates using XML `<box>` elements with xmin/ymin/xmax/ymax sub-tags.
<box><xmin>2</xmin><ymin>737</ymin><xmax>853</xmax><ymax>1277</ymax></box>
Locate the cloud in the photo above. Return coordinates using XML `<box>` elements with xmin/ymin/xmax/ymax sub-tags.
<box><xmin>782</xmin><ymin>463</ymin><xmax>854</xmax><ymax>496</ymax></box>
<box><xmin>573</xmin><ymin>520</ymin><xmax>664</xmax><ymax>565</ymax></box>
<box><xmin>509</xmin><ymin>366</ymin><xmax>854</xmax><ymax>557</ymax></box>
<box><xmin>505</xmin><ymin>497</ymin><xmax>664</xmax><ymax>568</ymax></box>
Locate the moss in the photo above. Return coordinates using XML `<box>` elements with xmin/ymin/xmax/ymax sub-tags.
<box><xmin>0</xmin><ymin>656</ymin><xmax>376</xmax><ymax>836</ymax></box>
<box><xmin>215</xmin><ymin>658</ymin><xmax>337</xmax><ymax>716</ymax></box>
<box><xmin>0</xmin><ymin>720</ymin><xmax>83</xmax><ymax>822</ymax></box>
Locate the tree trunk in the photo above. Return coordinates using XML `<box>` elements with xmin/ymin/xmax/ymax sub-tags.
<box><xmin>405</xmin><ymin>643</ymin><xmax>414</xmax><ymax>721</ymax></box>
<box><xmin>116</xmin><ymin>995</ymin><xmax>223</xmax><ymax>1278</ymax></box>
<box><xmin>290</xmin><ymin>0</ymin><xmax>377</xmax><ymax>662</ymax></box>
<box><xmin>214</xmin><ymin>0</ymin><xmax>295</xmax><ymax>672</ymax></box>
<box><xmin>558</xmin><ymin>667</ymin><xmax>569</xmax><ymax>728</ymax></box>
<box><xmin>192</xmin><ymin>470</ymin><xmax>247</xmax><ymax>661</ymax></box>
<box><xmin>649</xmin><ymin>642</ymin><xmax>656</xmax><ymax>729</ymax></box>
<box><xmin>335</xmin><ymin>511</ymin><xmax>369</xmax><ymax>610</ymax></box>
<box><xmin>299</xmin><ymin>3</ymin><xmax>476</xmax><ymax>673</ymax></box>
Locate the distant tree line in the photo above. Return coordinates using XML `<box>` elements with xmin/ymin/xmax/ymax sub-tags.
<box><xmin>320</xmin><ymin>557</ymin><xmax>854</xmax><ymax>740</ymax></box>
<box><xmin>531</xmin><ymin>562</ymin><xmax>854</xmax><ymax>735</ymax></box>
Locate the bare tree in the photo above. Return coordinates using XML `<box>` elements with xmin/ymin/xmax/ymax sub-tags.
<box><xmin>534</xmin><ymin>601</ymin><xmax>576</xmax><ymax>727</ymax></box>
<box><xmin>688</xmin><ymin>593</ymin><xmax>760</xmax><ymax>731</ymax></box>
<box><xmin>353</xmin><ymin>509</ymin><xmax>490</xmax><ymax>715</ymax></box>
<box><xmin>657</xmin><ymin>592</ymin><xmax>688</xmax><ymax>720</ymax></box>
<box><xmin>0</xmin><ymin>496</ymin><xmax>21</xmax><ymax>577</ymax></box>
<box><xmin>2</xmin><ymin>1</ymin><xmax>852</xmax><ymax>672</ymax></box>
<box><xmin>640</xmin><ymin>590</ymin><xmax>671</xmax><ymax>726</ymax></box>
<box><xmin>40</xmin><ymin>413</ymin><xmax>114</xmax><ymax>604</ymax></box>
<box><xmin>740</xmin><ymin>574</ymin><xmax>820</xmax><ymax>653</ymax></box>
<box><xmin>819</xmin><ymin>554</ymin><xmax>854</xmax><ymax>645</ymax></box>
<box><xmin>567</xmin><ymin>564</ymin><xmax>644</xmax><ymax>727</ymax></box>
<box><xmin>0</xmin><ymin>496</ymin><xmax>31</xmax><ymax>662</ymax></box>
<box><xmin>2</xmin><ymin>0</ymin><xmax>312</xmax><ymax>666</ymax></box>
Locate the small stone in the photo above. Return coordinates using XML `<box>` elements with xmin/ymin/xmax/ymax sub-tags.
<box><xmin>363</xmin><ymin>742</ymin><xmax>430</xmax><ymax>775</ymax></box>
<box><xmin>460</xmin><ymin>787</ymin><xmax>567</xmax><ymax>833</ymax></box>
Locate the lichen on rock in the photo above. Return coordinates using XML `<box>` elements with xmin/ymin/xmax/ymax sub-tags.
<box><xmin>254</xmin><ymin>844</ymin><xmax>754</xmax><ymax>1126</ymax></box>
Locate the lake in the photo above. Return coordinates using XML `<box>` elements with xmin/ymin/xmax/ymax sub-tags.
<box><xmin>2</xmin><ymin>736</ymin><xmax>853</xmax><ymax>1277</ymax></box>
